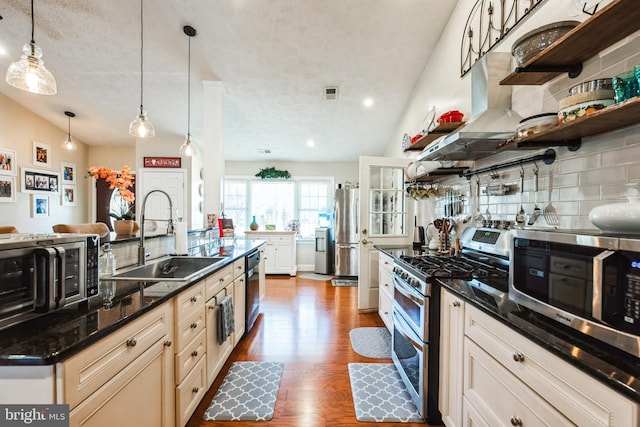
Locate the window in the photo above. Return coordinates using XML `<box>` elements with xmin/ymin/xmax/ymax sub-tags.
<box><xmin>223</xmin><ymin>177</ymin><xmax>333</xmax><ymax>238</ymax></box>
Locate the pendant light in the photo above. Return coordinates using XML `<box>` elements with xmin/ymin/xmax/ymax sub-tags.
<box><xmin>5</xmin><ymin>0</ymin><xmax>57</xmax><ymax>95</ymax></box>
<box><xmin>129</xmin><ymin>0</ymin><xmax>155</xmax><ymax>138</ymax></box>
<box><xmin>179</xmin><ymin>25</ymin><xmax>196</xmax><ymax>157</ymax></box>
<box><xmin>62</xmin><ymin>111</ymin><xmax>77</xmax><ymax>150</ymax></box>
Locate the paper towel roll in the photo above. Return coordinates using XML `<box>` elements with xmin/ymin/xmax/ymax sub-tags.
<box><xmin>175</xmin><ymin>222</ymin><xmax>188</xmax><ymax>255</ymax></box>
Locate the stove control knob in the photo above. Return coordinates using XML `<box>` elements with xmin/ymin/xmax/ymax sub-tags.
<box><xmin>410</xmin><ymin>278</ymin><xmax>419</xmax><ymax>287</ymax></box>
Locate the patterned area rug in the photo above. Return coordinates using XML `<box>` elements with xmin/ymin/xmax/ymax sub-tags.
<box><xmin>349</xmin><ymin>327</ymin><xmax>391</xmax><ymax>359</ymax></box>
<box><xmin>202</xmin><ymin>361</ymin><xmax>284</xmax><ymax>421</ymax></box>
<box><xmin>348</xmin><ymin>363</ymin><xmax>423</xmax><ymax>423</ymax></box>
<box><xmin>332</xmin><ymin>278</ymin><xmax>358</xmax><ymax>287</ymax></box>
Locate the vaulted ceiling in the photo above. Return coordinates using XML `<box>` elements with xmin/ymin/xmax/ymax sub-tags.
<box><xmin>0</xmin><ymin>0</ymin><xmax>459</xmax><ymax>161</ymax></box>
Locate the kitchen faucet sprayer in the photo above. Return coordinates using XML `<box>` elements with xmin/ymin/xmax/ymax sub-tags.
<box><xmin>138</xmin><ymin>189</ymin><xmax>174</xmax><ymax>265</ymax></box>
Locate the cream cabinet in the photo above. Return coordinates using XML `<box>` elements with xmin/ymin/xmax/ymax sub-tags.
<box><xmin>439</xmin><ymin>288</ymin><xmax>465</xmax><ymax>427</ymax></box>
<box><xmin>63</xmin><ymin>302</ymin><xmax>175</xmax><ymax>427</ymax></box>
<box><xmin>378</xmin><ymin>252</ymin><xmax>394</xmax><ymax>331</ymax></box>
<box><xmin>232</xmin><ymin>258</ymin><xmax>246</xmax><ymax>343</ymax></box>
<box><xmin>173</xmin><ymin>281</ymin><xmax>206</xmax><ymax>427</ymax></box>
<box><xmin>259</xmin><ymin>245</ymin><xmax>266</xmax><ymax>300</ymax></box>
<box><xmin>245</xmin><ymin>231</ymin><xmax>296</xmax><ymax>276</ymax></box>
<box><xmin>463</xmin><ymin>303</ymin><xmax>639</xmax><ymax>427</ymax></box>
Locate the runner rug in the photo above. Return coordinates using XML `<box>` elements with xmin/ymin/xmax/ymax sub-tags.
<box><xmin>349</xmin><ymin>327</ymin><xmax>391</xmax><ymax>359</ymax></box>
<box><xmin>348</xmin><ymin>363</ymin><xmax>423</xmax><ymax>423</ymax></box>
<box><xmin>332</xmin><ymin>278</ymin><xmax>358</xmax><ymax>287</ymax></box>
<box><xmin>202</xmin><ymin>361</ymin><xmax>284</xmax><ymax>421</ymax></box>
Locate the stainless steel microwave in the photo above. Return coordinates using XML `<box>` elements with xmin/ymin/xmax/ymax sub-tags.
<box><xmin>509</xmin><ymin>229</ymin><xmax>640</xmax><ymax>357</ymax></box>
<box><xmin>0</xmin><ymin>233</ymin><xmax>99</xmax><ymax>330</ymax></box>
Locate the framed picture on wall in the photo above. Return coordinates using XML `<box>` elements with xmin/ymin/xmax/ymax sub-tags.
<box><xmin>21</xmin><ymin>167</ymin><xmax>60</xmax><ymax>194</ymax></box>
<box><xmin>62</xmin><ymin>185</ymin><xmax>77</xmax><ymax>206</ymax></box>
<box><xmin>33</xmin><ymin>141</ymin><xmax>51</xmax><ymax>168</ymax></box>
<box><xmin>0</xmin><ymin>148</ymin><xmax>16</xmax><ymax>176</ymax></box>
<box><xmin>61</xmin><ymin>162</ymin><xmax>76</xmax><ymax>184</ymax></box>
<box><xmin>0</xmin><ymin>177</ymin><xmax>16</xmax><ymax>202</ymax></box>
<box><xmin>32</xmin><ymin>195</ymin><xmax>50</xmax><ymax>218</ymax></box>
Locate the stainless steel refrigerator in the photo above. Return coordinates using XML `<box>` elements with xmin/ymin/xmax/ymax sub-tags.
<box><xmin>334</xmin><ymin>188</ymin><xmax>359</xmax><ymax>277</ymax></box>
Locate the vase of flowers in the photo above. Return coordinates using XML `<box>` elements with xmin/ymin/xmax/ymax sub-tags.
<box><xmin>88</xmin><ymin>165</ymin><xmax>136</xmax><ymax>234</ymax></box>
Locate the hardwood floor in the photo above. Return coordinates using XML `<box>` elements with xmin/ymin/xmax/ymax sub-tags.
<box><xmin>186</xmin><ymin>274</ymin><xmax>436</xmax><ymax>427</ymax></box>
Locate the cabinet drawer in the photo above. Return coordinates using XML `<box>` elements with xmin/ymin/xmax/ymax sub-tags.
<box><xmin>63</xmin><ymin>302</ymin><xmax>173</xmax><ymax>409</ymax></box>
<box><xmin>205</xmin><ymin>264</ymin><xmax>233</xmax><ymax>301</ymax></box>
<box><xmin>175</xmin><ymin>329</ymin><xmax>206</xmax><ymax>384</ymax></box>
<box><xmin>379</xmin><ymin>252</ymin><xmax>394</xmax><ymax>275</ymax></box>
<box><xmin>465</xmin><ymin>304</ymin><xmax>639</xmax><ymax>427</ymax></box>
<box><xmin>233</xmin><ymin>258</ymin><xmax>245</xmax><ymax>278</ymax></box>
<box><xmin>175</xmin><ymin>281</ymin><xmax>205</xmax><ymax>322</ymax></box>
<box><xmin>379</xmin><ymin>268</ymin><xmax>393</xmax><ymax>299</ymax></box>
<box><xmin>176</xmin><ymin>357</ymin><xmax>206</xmax><ymax>427</ymax></box>
<box><xmin>378</xmin><ymin>287</ymin><xmax>393</xmax><ymax>331</ymax></box>
<box><xmin>175</xmin><ymin>305</ymin><xmax>205</xmax><ymax>352</ymax></box>
<box><xmin>549</xmin><ymin>255</ymin><xmax>589</xmax><ymax>279</ymax></box>
<box><xmin>271</xmin><ymin>235</ymin><xmax>291</xmax><ymax>243</ymax></box>
<box><xmin>463</xmin><ymin>337</ymin><xmax>572</xmax><ymax>427</ymax></box>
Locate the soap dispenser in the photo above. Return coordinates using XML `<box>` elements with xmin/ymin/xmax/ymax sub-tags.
<box><xmin>99</xmin><ymin>243</ymin><xmax>117</xmax><ymax>278</ymax></box>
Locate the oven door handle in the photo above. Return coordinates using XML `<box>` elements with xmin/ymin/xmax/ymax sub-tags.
<box><xmin>34</xmin><ymin>247</ymin><xmax>57</xmax><ymax>312</ymax></box>
<box><xmin>393</xmin><ymin>276</ymin><xmax>425</xmax><ymax>306</ymax></box>
<box><xmin>54</xmin><ymin>246</ymin><xmax>66</xmax><ymax>308</ymax></box>
<box><xmin>394</xmin><ymin>310</ymin><xmax>423</xmax><ymax>349</ymax></box>
<box><xmin>593</xmin><ymin>250</ymin><xmax>615</xmax><ymax>322</ymax></box>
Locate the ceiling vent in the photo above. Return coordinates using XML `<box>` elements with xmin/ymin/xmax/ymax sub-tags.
<box><xmin>324</xmin><ymin>86</ymin><xmax>339</xmax><ymax>101</ymax></box>
<box><xmin>257</xmin><ymin>148</ymin><xmax>271</xmax><ymax>154</ymax></box>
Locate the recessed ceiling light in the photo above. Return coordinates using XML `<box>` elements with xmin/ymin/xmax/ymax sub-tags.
<box><xmin>363</xmin><ymin>98</ymin><xmax>374</xmax><ymax>107</ymax></box>
<box><xmin>306</xmin><ymin>140</ymin><xmax>315</xmax><ymax>147</ymax></box>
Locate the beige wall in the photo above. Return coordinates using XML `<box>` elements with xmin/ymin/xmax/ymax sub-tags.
<box><xmin>225</xmin><ymin>160</ymin><xmax>358</xmax><ymax>188</ymax></box>
<box><xmin>0</xmin><ymin>93</ymin><xmax>90</xmax><ymax>233</ymax></box>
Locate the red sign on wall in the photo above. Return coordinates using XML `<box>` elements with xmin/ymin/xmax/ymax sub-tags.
<box><xmin>143</xmin><ymin>157</ymin><xmax>182</xmax><ymax>168</ymax></box>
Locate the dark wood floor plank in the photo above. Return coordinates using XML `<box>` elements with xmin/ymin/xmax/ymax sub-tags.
<box><xmin>186</xmin><ymin>274</ymin><xmax>432</xmax><ymax>427</ymax></box>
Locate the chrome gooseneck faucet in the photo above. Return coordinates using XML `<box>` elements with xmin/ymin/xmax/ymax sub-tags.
<box><xmin>138</xmin><ymin>189</ymin><xmax>174</xmax><ymax>265</ymax></box>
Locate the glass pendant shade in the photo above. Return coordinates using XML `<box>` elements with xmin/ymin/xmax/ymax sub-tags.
<box><xmin>179</xmin><ymin>134</ymin><xmax>194</xmax><ymax>156</ymax></box>
<box><xmin>62</xmin><ymin>134</ymin><xmax>76</xmax><ymax>150</ymax></box>
<box><xmin>129</xmin><ymin>106</ymin><xmax>155</xmax><ymax>138</ymax></box>
<box><xmin>6</xmin><ymin>42</ymin><xmax>57</xmax><ymax>95</ymax></box>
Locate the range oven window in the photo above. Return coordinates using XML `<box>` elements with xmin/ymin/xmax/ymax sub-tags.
<box><xmin>392</xmin><ymin>310</ymin><xmax>424</xmax><ymax>411</ymax></box>
<box><xmin>393</xmin><ymin>275</ymin><xmax>428</xmax><ymax>339</ymax></box>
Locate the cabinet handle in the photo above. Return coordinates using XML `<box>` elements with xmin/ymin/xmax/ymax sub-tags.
<box><xmin>190</xmin><ymin>296</ymin><xmax>198</xmax><ymax>302</ymax></box>
<box><xmin>219</xmin><ymin>278</ymin><xmax>224</xmax><ymax>282</ymax></box>
<box><xmin>208</xmin><ymin>305</ymin><xmax>215</xmax><ymax>310</ymax></box>
<box><xmin>510</xmin><ymin>416</ymin><xmax>523</xmax><ymax>426</ymax></box>
<box><xmin>190</xmin><ymin>322</ymin><xmax>198</xmax><ymax>329</ymax></box>
<box><xmin>191</xmin><ymin>350</ymin><xmax>198</xmax><ymax>357</ymax></box>
<box><xmin>453</xmin><ymin>301</ymin><xmax>461</xmax><ymax>307</ymax></box>
<box><xmin>164</xmin><ymin>339</ymin><xmax>172</xmax><ymax>347</ymax></box>
<box><xmin>126</xmin><ymin>338</ymin><xmax>137</xmax><ymax>347</ymax></box>
<box><xmin>192</xmin><ymin>387</ymin><xmax>199</xmax><ymax>394</ymax></box>
<box><xmin>512</xmin><ymin>352</ymin><xmax>525</xmax><ymax>362</ymax></box>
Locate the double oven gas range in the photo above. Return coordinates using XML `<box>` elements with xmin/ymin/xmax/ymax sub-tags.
<box><xmin>391</xmin><ymin>226</ymin><xmax>512</xmax><ymax>423</ymax></box>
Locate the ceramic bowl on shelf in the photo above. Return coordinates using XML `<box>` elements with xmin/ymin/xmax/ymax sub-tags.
<box><xmin>589</xmin><ymin>197</ymin><xmax>640</xmax><ymax>234</ymax></box>
<box><xmin>557</xmin><ymin>98</ymin><xmax>614</xmax><ymax>123</ymax></box>
<box><xmin>437</xmin><ymin>110</ymin><xmax>464</xmax><ymax>123</ymax></box>
<box><xmin>515</xmin><ymin>113</ymin><xmax>558</xmax><ymax>138</ymax></box>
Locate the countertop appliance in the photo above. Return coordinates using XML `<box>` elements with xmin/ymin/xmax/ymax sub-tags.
<box><xmin>314</xmin><ymin>227</ymin><xmax>333</xmax><ymax>275</ymax></box>
<box><xmin>0</xmin><ymin>233</ymin><xmax>99</xmax><ymax>330</ymax></box>
<box><xmin>391</xmin><ymin>226</ymin><xmax>512</xmax><ymax>422</ymax></box>
<box><xmin>510</xmin><ymin>229</ymin><xmax>640</xmax><ymax>358</ymax></box>
<box><xmin>334</xmin><ymin>188</ymin><xmax>359</xmax><ymax>277</ymax></box>
<box><xmin>245</xmin><ymin>249</ymin><xmax>260</xmax><ymax>334</ymax></box>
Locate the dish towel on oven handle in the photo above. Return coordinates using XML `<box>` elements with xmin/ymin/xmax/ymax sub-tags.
<box><xmin>217</xmin><ymin>295</ymin><xmax>235</xmax><ymax>345</ymax></box>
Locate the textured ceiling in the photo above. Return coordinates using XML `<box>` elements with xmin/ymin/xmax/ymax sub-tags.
<box><xmin>0</xmin><ymin>0</ymin><xmax>458</xmax><ymax>162</ymax></box>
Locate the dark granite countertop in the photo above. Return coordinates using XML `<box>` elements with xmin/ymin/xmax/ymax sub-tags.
<box><xmin>0</xmin><ymin>239</ymin><xmax>264</xmax><ymax>366</ymax></box>
<box><xmin>375</xmin><ymin>245</ymin><xmax>640</xmax><ymax>403</ymax></box>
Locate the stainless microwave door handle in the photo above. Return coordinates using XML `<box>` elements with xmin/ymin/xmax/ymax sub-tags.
<box><xmin>34</xmin><ymin>247</ymin><xmax>57</xmax><ymax>311</ymax></box>
<box><xmin>392</xmin><ymin>276</ymin><xmax>425</xmax><ymax>306</ymax></box>
<box><xmin>55</xmin><ymin>247</ymin><xmax>66</xmax><ymax>308</ymax></box>
<box><xmin>593</xmin><ymin>250</ymin><xmax>616</xmax><ymax>322</ymax></box>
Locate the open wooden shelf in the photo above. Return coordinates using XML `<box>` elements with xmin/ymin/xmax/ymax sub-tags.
<box><xmin>500</xmin><ymin>0</ymin><xmax>640</xmax><ymax>86</ymax></box>
<box><xmin>403</xmin><ymin>122</ymin><xmax>465</xmax><ymax>151</ymax></box>
<box><xmin>500</xmin><ymin>96</ymin><xmax>640</xmax><ymax>150</ymax></box>
<box><xmin>406</xmin><ymin>167</ymin><xmax>470</xmax><ymax>183</ymax></box>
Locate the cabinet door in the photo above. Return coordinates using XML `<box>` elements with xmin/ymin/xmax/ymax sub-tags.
<box><xmin>378</xmin><ymin>254</ymin><xmax>394</xmax><ymax>331</ymax></box>
<box><xmin>205</xmin><ymin>285</ymin><xmax>234</xmax><ymax>388</ymax></box>
<box><xmin>264</xmin><ymin>243</ymin><xmax>276</xmax><ymax>273</ymax></box>
<box><xmin>259</xmin><ymin>247</ymin><xmax>266</xmax><ymax>299</ymax></box>
<box><xmin>274</xmin><ymin>241</ymin><xmax>293</xmax><ymax>273</ymax></box>
<box><xmin>233</xmin><ymin>275</ymin><xmax>246</xmax><ymax>344</ymax></box>
<box><xmin>69</xmin><ymin>337</ymin><xmax>174</xmax><ymax>427</ymax></box>
<box><xmin>439</xmin><ymin>288</ymin><xmax>465</xmax><ymax>427</ymax></box>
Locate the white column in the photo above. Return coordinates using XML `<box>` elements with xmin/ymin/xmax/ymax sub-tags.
<box><xmin>202</xmin><ymin>81</ymin><xmax>225</xmax><ymax>225</ymax></box>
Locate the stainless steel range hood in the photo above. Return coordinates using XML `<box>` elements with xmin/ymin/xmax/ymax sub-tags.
<box><xmin>417</xmin><ymin>52</ymin><xmax>521</xmax><ymax>162</ymax></box>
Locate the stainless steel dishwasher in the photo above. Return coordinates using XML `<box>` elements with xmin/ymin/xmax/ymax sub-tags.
<box><xmin>245</xmin><ymin>249</ymin><xmax>260</xmax><ymax>333</ymax></box>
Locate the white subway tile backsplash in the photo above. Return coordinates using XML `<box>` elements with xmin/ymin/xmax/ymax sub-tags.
<box><xmin>602</xmin><ymin>143</ymin><xmax>640</xmax><ymax>167</ymax></box>
<box><xmin>559</xmin><ymin>154</ymin><xmax>601</xmax><ymax>174</ymax></box>
<box><xmin>580</xmin><ymin>165</ymin><xmax>626</xmax><ymax>185</ymax></box>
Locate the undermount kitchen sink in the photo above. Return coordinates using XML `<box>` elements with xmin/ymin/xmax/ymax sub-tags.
<box><xmin>112</xmin><ymin>256</ymin><xmax>226</xmax><ymax>282</ymax></box>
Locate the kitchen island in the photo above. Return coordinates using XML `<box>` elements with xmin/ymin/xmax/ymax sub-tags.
<box><xmin>0</xmin><ymin>238</ymin><xmax>264</xmax><ymax>427</ymax></box>
<box><xmin>376</xmin><ymin>245</ymin><xmax>640</xmax><ymax>427</ymax></box>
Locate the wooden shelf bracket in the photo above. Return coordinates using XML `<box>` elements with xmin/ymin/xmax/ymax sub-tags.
<box><xmin>514</xmin><ymin>63</ymin><xmax>583</xmax><ymax>79</ymax></box>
